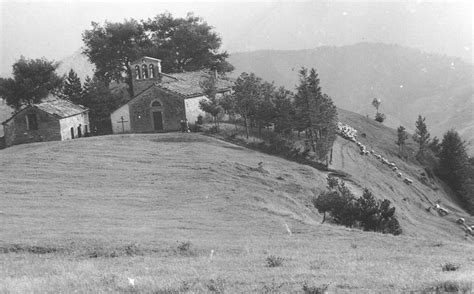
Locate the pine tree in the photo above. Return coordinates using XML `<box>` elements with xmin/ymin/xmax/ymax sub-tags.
<box><xmin>272</xmin><ymin>87</ymin><xmax>294</xmax><ymax>135</ymax></box>
<box><xmin>437</xmin><ymin>130</ymin><xmax>473</xmax><ymax>213</ymax></box>
<box><xmin>60</xmin><ymin>69</ymin><xmax>83</xmax><ymax>104</ymax></box>
<box><xmin>396</xmin><ymin>125</ymin><xmax>408</xmax><ymax>156</ymax></box>
<box><xmin>81</xmin><ymin>76</ymin><xmax>121</xmax><ymax>135</ymax></box>
<box><xmin>413</xmin><ymin>115</ymin><xmax>430</xmax><ymax>156</ymax></box>
<box><xmin>294</xmin><ymin>68</ymin><xmax>338</xmax><ymax>164</ymax></box>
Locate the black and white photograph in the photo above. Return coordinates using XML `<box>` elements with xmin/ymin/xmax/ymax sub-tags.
<box><xmin>0</xmin><ymin>0</ymin><xmax>473</xmax><ymax>292</ymax></box>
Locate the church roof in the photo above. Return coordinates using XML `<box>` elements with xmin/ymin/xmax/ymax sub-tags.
<box><xmin>2</xmin><ymin>96</ymin><xmax>88</xmax><ymax>125</ymax></box>
<box><xmin>35</xmin><ymin>98</ymin><xmax>88</xmax><ymax>118</ymax></box>
<box><xmin>156</xmin><ymin>71</ymin><xmax>234</xmax><ymax>98</ymax></box>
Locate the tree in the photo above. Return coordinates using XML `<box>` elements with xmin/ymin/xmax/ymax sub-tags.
<box><xmin>428</xmin><ymin>136</ymin><xmax>441</xmax><ymax>155</ymax></box>
<box><xmin>219</xmin><ymin>93</ymin><xmax>237</xmax><ymax>127</ymax></box>
<box><xmin>371</xmin><ymin>98</ymin><xmax>381</xmax><ymax>112</ymax></box>
<box><xmin>372</xmin><ymin>98</ymin><xmax>385</xmax><ymax>123</ymax></box>
<box><xmin>142</xmin><ymin>13</ymin><xmax>232</xmax><ymax>73</ymax></box>
<box><xmin>83</xmin><ymin>14</ymin><xmax>233</xmax><ymax>99</ymax></box>
<box><xmin>233</xmin><ymin>72</ymin><xmax>261</xmax><ymax>139</ymax></box>
<box><xmin>437</xmin><ymin>130</ymin><xmax>472</xmax><ymax>212</ymax></box>
<box><xmin>413</xmin><ymin>115</ymin><xmax>430</xmax><ymax>156</ymax></box>
<box><xmin>272</xmin><ymin>87</ymin><xmax>294</xmax><ymax>135</ymax></box>
<box><xmin>199</xmin><ymin>73</ymin><xmax>222</xmax><ymax>129</ymax></box>
<box><xmin>253</xmin><ymin>81</ymin><xmax>276</xmax><ymax>135</ymax></box>
<box><xmin>81</xmin><ymin>76</ymin><xmax>122</xmax><ymax>135</ymax></box>
<box><xmin>82</xmin><ymin>19</ymin><xmax>149</xmax><ymax>98</ymax></box>
<box><xmin>396</xmin><ymin>125</ymin><xmax>408</xmax><ymax>156</ymax></box>
<box><xmin>0</xmin><ymin>57</ymin><xmax>63</xmax><ymax>109</ymax></box>
<box><xmin>59</xmin><ymin>69</ymin><xmax>83</xmax><ymax>104</ymax></box>
<box><xmin>294</xmin><ymin>68</ymin><xmax>338</xmax><ymax>164</ymax></box>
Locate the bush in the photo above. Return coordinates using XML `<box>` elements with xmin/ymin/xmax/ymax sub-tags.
<box><xmin>441</xmin><ymin>262</ymin><xmax>460</xmax><ymax>272</ymax></box>
<box><xmin>177</xmin><ymin>241</ymin><xmax>192</xmax><ymax>254</ymax></box>
<box><xmin>375</xmin><ymin>112</ymin><xmax>386</xmax><ymax>123</ymax></box>
<box><xmin>425</xmin><ymin>280</ymin><xmax>472</xmax><ymax>293</ymax></box>
<box><xmin>302</xmin><ymin>281</ymin><xmax>329</xmax><ymax>294</ymax></box>
<box><xmin>206</xmin><ymin>278</ymin><xmax>226</xmax><ymax>293</ymax></box>
<box><xmin>266</xmin><ymin>255</ymin><xmax>284</xmax><ymax>267</ymax></box>
<box><xmin>313</xmin><ymin>177</ymin><xmax>402</xmax><ymax>235</ymax></box>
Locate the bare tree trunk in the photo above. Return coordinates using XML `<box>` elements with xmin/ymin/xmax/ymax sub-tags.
<box><xmin>244</xmin><ymin>117</ymin><xmax>249</xmax><ymax>139</ymax></box>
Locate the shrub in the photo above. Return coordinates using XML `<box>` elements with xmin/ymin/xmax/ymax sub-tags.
<box><xmin>262</xmin><ymin>280</ymin><xmax>285</xmax><ymax>293</ymax></box>
<box><xmin>424</xmin><ymin>280</ymin><xmax>472</xmax><ymax>293</ymax></box>
<box><xmin>302</xmin><ymin>281</ymin><xmax>329</xmax><ymax>294</ymax></box>
<box><xmin>375</xmin><ymin>112</ymin><xmax>386</xmax><ymax>123</ymax></box>
<box><xmin>124</xmin><ymin>242</ymin><xmax>142</xmax><ymax>256</ymax></box>
<box><xmin>266</xmin><ymin>255</ymin><xmax>284</xmax><ymax>267</ymax></box>
<box><xmin>177</xmin><ymin>241</ymin><xmax>192</xmax><ymax>253</ymax></box>
<box><xmin>313</xmin><ymin>179</ymin><xmax>402</xmax><ymax>235</ymax></box>
<box><xmin>206</xmin><ymin>278</ymin><xmax>226</xmax><ymax>293</ymax></box>
<box><xmin>441</xmin><ymin>262</ymin><xmax>460</xmax><ymax>272</ymax></box>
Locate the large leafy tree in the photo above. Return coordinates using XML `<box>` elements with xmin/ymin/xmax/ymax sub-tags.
<box><xmin>0</xmin><ymin>57</ymin><xmax>63</xmax><ymax>109</ymax></box>
<box><xmin>83</xmin><ymin>14</ymin><xmax>233</xmax><ymax>99</ymax></box>
<box><xmin>143</xmin><ymin>13</ymin><xmax>232</xmax><ymax>73</ymax></box>
<box><xmin>199</xmin><ymin>73</ymin><xmax>222</xmax><ymax>129</ymax></box>
<box><xmin>233</xmin><ymin>72</ymin><xmax>261</xmax><ymax>139</ymax></box>
<box><xmin>59</xmin><ymin>69</ymin><xmax>83</xmax><ymax>104</ymax></box>
<box><xmin>82</xmin><ymin>19</ymin><xmax>149</xmax><ymax>98</ymax></box>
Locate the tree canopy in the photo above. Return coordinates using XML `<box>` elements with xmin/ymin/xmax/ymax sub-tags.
<box><xmin>0</xmin><ymin>57</ymin><xmax>63</xmax><ymax>109</ymax></box>
<box><xmin>82</xmin><ymin>13</ymin><xmax>233</xmax><ymax>98</ymax></box>
<box><xmin>59</xmin><ymin>69</ymin><xmax>83</xmax><ymax>104</ymax></box>
<box><xmin>294</xmin><ymin>67</ymin><xmax>338</xmax><ymax>163</ymax></box>
<box><xmin>413</xmin><ymin>115</ymin><xmax>430</xmax><ymax>156</ymax></box>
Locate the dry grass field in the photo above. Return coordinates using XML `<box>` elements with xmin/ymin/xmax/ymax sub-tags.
<box><xmin>1</xmin><ymin>131</ymin><xmax>473</xmax><ymax>293</ymax></box>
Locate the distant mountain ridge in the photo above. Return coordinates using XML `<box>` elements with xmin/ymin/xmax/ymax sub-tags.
<box><xmin>228</xmin><ymin>43</ymin><xmax>474</xmax><ymax>153</ymax></box>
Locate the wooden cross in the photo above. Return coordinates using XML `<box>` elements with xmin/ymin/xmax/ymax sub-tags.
<box><xmin>117</xmin><ymin>116</ymin><xmax>128</xmax><ymax>133</ymax></box>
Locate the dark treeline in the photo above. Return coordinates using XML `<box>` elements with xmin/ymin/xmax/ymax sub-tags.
<box><xmin>199</xmin><ymin>68</ymin><xmax>338</xmax><ymax>167</ymax></box>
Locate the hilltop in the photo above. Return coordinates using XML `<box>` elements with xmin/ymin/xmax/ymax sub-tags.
<box><xmin>1</xmin><ymin>113</ymin><xmax>473</xmax><ymax>292</ymax></box>
<box><xmin>228</xmin><ymin>43</ymin><xmax>474</xmax><ymax>153</ymax></box>
<box><xmin>27</xmin><ymin>42</ymin><xmax>473</xmax><ymax>153</ymax></box>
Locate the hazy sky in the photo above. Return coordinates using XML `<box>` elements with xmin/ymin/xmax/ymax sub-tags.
<box><xmin>0</xmin><ymin>0</ymin><xmax>472</xmax><ymax>76</ymax></box>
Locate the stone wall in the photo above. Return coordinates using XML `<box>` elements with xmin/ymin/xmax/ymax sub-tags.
<box><xmin>110</xmin><ymin>104</ymin><xmax>131</xmax><ymax>134</ymax></box>
<box><xmin>185</xmin><ymin>95</ymin><xmax>208</xmax><ymax>124</ymax></box>
<box><xmin>59</xmin><ymin>112</ymin><xmax>90</xmax><ymax>140</ymax></box>
<box><xmin>3</xmin><ymin>108</ymin><xmax>61</xmax><ymax>147</ymax></box>
<box><xmin>129</xmin><ymin>87</ymin><xmax>184</xmax><ymax>132</ymax></box>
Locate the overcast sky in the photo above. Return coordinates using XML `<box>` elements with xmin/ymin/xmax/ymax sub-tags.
<box><xmin>0</xmin><ymin>0</ymin><xmax>472</xmax><ymax>76</ymax></box>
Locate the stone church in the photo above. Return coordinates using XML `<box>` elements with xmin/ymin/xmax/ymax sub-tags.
<box><xmin>110</xmin><ymin>56</ymin><xmax>233</xmax><ymax>134</ymax></box>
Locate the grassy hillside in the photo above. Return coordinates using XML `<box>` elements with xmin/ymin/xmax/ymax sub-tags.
<box><xmin>1</xmin><ymin>131</ymin><xmax>473</xmax><ymax>293</ymax></box>
<box><xmin>228</xmin><ymin>43</ymin><xmax>474</xmax><ymax>153</ymax></box>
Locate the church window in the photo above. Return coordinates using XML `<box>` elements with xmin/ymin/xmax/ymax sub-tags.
<box><xmin>142</xmin><ymin>64</ymin><xmax>148</xmax><ymax>79</ymax></box>
<box><xmin>151</xmin><ymin>100</ymin><xmax>162</xmax><ymax>107</ymax></box>
<box><xmin>149</xmin><ymin>64</ymin><xmax>155</xmax><ymax>78</ymax></box>
<box><xmin>135</xmin><ymin>65</ymin><xmax>141</xmax><ymax>79</ymax></box>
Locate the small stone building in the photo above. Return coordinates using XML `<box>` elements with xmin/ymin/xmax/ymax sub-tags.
<box><xmin>110</xmin><ymin>56</ymin><xmax>233</xmax><ymax>134</ymax></box>
<box><xmin>2</xmin><ymin>97</ymin><xmax>89</xmax><ymax>147</ymax></box>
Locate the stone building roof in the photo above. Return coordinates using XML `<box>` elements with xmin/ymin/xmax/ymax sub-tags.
<box><xmin>2</xmin><ymin>97</ymin><xmax>88</xmax><ymax>125</ymax></box>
